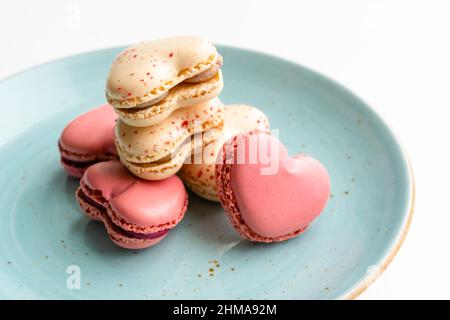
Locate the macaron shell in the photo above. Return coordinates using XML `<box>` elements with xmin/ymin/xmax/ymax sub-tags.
<box><xmin>121</xmin><ymin>143</ymin><xmax>190</xmax><ymax>180</ymax></box>
<box><xmin>76</xmin><ymin>187</ymin><xmax>103</xmax><ymax>222</ymax></box>
<box><xmin>216</xmin><ymin>132</ymin><xmax>330</xmax><ymax>242</ymax></box>
<box><xmin>106</xmin><ymin>36</ymin><xmax>218</xmax><ymax>106</ymax></box>
<box><xmin>82</xmin><ymin>161</ymin><xmax>187</xmax><ymax>231</ymax></box>
<box><xmin>83</xmin><ymin>160</ymin><xmax>136</xmax><ymax>201</ymax></box>
<box><xmin>59</xmin><ymin>104</ymin><xmax>117</xmax><ymax>156</ymax></box>
<box><xmin>219</xmin><ymin>105</ymin><xmax>270</xmax><ymax>143</ymax></box>
<box><xmin>61</xmin><ymin>162</ymin><xmax>86</xmax><ymax>179</ymax></box>
<box><xmin>122</xmin><ymin>120</ymin><xmax>223</xmax><ymax>181</ymax></box>
<box><xmin>115</xmin><ymin>98</ymin><xmax>224</xmax><ymax>163</ymax></box>
<box><xmin>180</xmin><ymin>162</ymin><xmax>218</xmax><ymax>201</ymax></box>
<box><xmin>109</xmin><ymin>177</ymin><xmax>186</xmax><ymax>227</ymax></box>
<box><xmin>180</xmin><ymin>105</ymin><xmax>270</xmax><ymax>201</ymax></box>
<box><xmin>76</xmin><ymin>187</ymin><xmax>167</xmax><ymax>249</ymax></box>
<box><xmin>114</xmin><ymin>71</ymin><xmax>223</xmax><ymax>127</ymax></box>
<box><xmin>109</xmin><ymin>233</ymin><xmax>166</xmax><ymax>250</ymax></box>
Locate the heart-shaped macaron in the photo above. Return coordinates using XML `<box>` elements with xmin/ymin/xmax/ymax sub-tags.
<box><xmin>58</xmin><ymin>104</ymin><xmax>118</xmax><ymax>178</ymax></box>
<box><xmin>76</xmin><ymin>160</ymin><xmax>187</xmax><ymax>249</ymax></box>
<box><xmin>216</xmin><ymin>132</ymin><xmax>330</xmax><ymax>243</ymax></box>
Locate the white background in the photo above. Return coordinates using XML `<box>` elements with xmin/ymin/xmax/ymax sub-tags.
<box><xmin>1</xmin><ymin>0</ymin><xmax>449</xmax><ymax>299</ymax></box>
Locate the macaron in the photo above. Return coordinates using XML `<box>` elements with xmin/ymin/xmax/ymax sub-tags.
<box><xmin>216</xmin><ymin>132</ymin><xmax>330</xmax><ymax>243</ymax></box>
<box><xmin>58</xmin><ymin>104</ymin><xmax>118</xmax><ymax>178</ymax></box>
<box><xmin>106</xmin><ymin>36</ymin><xmax>223</xmax><ymax>127</ymax></box>
<box><xmin>180</xmin><ymin>104</ymin><xmax>270</xmax><ymax>201</ymax></box>
<box><xmin>76</xmin><ymin>160</ymin><xmax>187</xmax><ymax>249</ymax></box>
<box><xmin>115</xmin><ymin>98</ymin><xmax>224</xmax><ymax>180</ymax></box>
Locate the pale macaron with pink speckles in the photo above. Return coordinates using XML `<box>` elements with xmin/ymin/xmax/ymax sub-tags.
<box><xmin>115</xmin><ymin>98</ymin><xmax>224</xmax><ymax>180</ymax></box>
<box><xmin>180</xmin><ymin>104</ymin><xmax>270</xmax><ymax>201</ymax></box>
<box><xmin>106</xmin><ymin>36</ymin><xmax>223</xmax><ymax>127</ymax></box>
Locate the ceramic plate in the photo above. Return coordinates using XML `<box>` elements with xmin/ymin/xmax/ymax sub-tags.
<box><xmin>0</xmin><ymin>45</ymin><xmax>413</xmax><ymax>299</ymax></box>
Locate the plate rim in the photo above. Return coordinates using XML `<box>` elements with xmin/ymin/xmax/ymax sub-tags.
<box><xmin>0</xmin><ymin>44</ymin><xmax>415</xmax><ymax>300</ymax></box>
<box><xmin>217</xmin><ymin>44</ymin><xmax>416</xmax><ymax>300</ymax></box>
<box><xmin>343</xmin><ymin>152</ymin><xmax>414</xmax><ymax>299</ymax></box>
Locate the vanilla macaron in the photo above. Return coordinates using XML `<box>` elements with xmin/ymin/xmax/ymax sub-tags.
<box><xmin>106</xmin><ymin>36</ymin><xmax>223</xmax><ymax>127</ymax></box>
<box><xmin>115</xmin><ymin>98</ymin><xmax>224</xmax><ymax>180</ymax></box>
<box><xmin>180</xmin><ymin>104</ymin><xmax>270</xmax><ymax>201</ymax></box>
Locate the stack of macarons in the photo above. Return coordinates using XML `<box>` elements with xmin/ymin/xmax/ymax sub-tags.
<box><xmin>58</xmin><ymin>35</ymin><xmax>331</xmax><ymax>249</ymax></box>
<box><xmin>106</xmin><ymin>36</ymin><xmax>225</xmax><ymax>181</ymax></box>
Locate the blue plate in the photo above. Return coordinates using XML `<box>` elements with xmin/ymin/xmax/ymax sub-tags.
<box><xmin>0</xmin><ymin>45</ymin><xmax>413</xmax><ymax>299</ymax></box>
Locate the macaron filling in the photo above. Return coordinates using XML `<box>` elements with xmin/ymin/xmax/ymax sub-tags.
<box><xmin>58</xmin><ymin>140</ymin><xmax>118</xmax><ymax>171</ymax></box>
<box><xmin>77</xmin><ymin>184</ymin><xmax>170</xmax><ymax>241</ymax></box>
<box><xmin>184</xmin><ymin>55</ymin><xmax>223</xmax><ymax>84</ymax></box>
<box><xmin>124</xmin><ymin>229</ymin><xmax>169</xmax><ymax>240</ymax></box>
<box><xmin>61</xmin><ymin>157</ymin><xmax>104</xmax><ymax>169</ymax></box>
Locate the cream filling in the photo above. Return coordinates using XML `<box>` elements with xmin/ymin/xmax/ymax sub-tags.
<box><xmin>184</xmin><ymin>55</ymin><xmax>223</xmax><ymax>84</ymax></box>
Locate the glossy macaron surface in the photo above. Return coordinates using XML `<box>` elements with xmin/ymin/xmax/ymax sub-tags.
<box><xmin>216</xmin><ymin>132</ymin><xmax>330</xmax><ymax>242</ymax></box>
<box><xmin>106</xmin><ymin>36</ymin><xmax>219</xmax><ymax>106</ymax></box>
<box><xmin>59</xmin><ymin>104</ymin><xmax>117</xmax><ymax>156</ymax></box>
<box><xmin>83</xmin><ymin>161</ymin><xmax>187</xmax><ymax>229</ymax></box>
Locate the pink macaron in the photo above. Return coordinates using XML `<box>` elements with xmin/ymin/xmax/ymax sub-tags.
<box><xmin>58</xmin><ymin>104</ymin><xmax>118</xmax><ymax>178</ymax></box>
<box><xmin>76</xmin><ymin>160</ymin><xmax>188</xmax><ymax>249</ymax></box>
<box><xmin>216</xmin><ymin>131</ymin><xmax>330</xmax><ymax>243</ymax></box>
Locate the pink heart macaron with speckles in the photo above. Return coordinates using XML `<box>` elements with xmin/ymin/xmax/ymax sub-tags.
<box><xmin>216</xmin><ymin>131</ymin><xmax>330</xmax><ymax>243</ymax></box>
<box><xmin>76</xmin><ymin>160</ymin><xmax>188</xmax><ymax>249</ymax></box>
<box><xmin>58</xmin><ymin>104</ymin><xmax>118</xmax><ymax>178</ymax></box>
